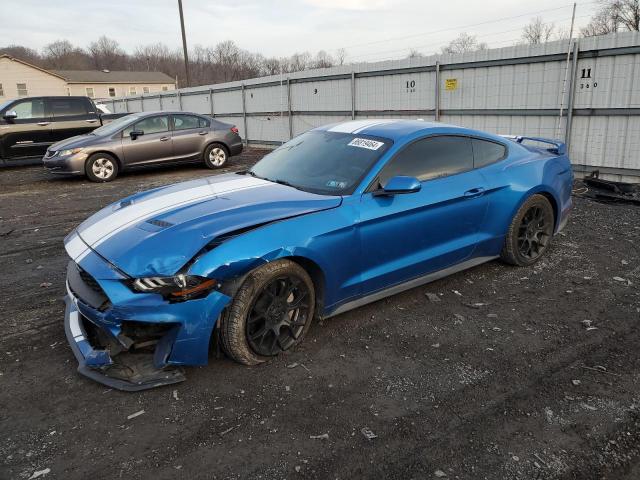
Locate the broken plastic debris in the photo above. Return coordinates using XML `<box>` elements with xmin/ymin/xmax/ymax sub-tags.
<box><xmin>425</xmin><ymin>293</ymin><xmax>441</xmax><ymax>303</ymax></box>
<box><xmin>172</xmin><ymin>390</ymin><xmax>179</xmax><ymax>400</ymax></box>
<box><xmin>127</xmin><ymin>410</ymin><xmax>145</xmax><ymax>420</ymax></box>
<box><xmin>572</xmin><ymin>379</ymin><xmax>581</xmax><ymax>386</ymax></box>
<box><xmin>29</xmin><ymin>468</ymin><xmax>51</xmax><ymax>479</ymax></box>
<box><xmin>310</xmin><ymin>433</ymin><xmax>329</xmax><ymax>440</ymax></box>
<box><xmin>434</xmin><ymin>470</ymin><xmax>447</xmax><ymax>478</ymax></box>
<box><xmin>361</xmin><ymin>427</ymin><xmax>377</xmax><ymax>440</ymax></box>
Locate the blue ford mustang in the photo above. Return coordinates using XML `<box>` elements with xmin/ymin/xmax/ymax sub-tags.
<box><xmin>63</xmin><ymin>120</ymin><xmax>573</xmax><ymax>390</ymax></box>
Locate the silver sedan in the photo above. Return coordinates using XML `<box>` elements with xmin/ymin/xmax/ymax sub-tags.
<box><xmin>43</xmin><ymin>111</ymin><xmax>243</xmax><ymax>182</ymax></box>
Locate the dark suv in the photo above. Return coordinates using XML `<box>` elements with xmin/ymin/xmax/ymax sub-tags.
<box><xmin>42</xmin><ymin>111</ymin><xmax>243</xmax><ymax>182</ymax></box>
<box><xmin>0</xmin><ymin>96</ymin><xmax>123</xmax><ymax>164</ymax></box>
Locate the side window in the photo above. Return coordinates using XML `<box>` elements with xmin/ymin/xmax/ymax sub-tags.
<box><xmin>379</xmin><ymin>136</ymin><xmax>473</xmax><ymax>185</ymax></box>
<box><xmin>173</xmin><ymin>115</ymin><xmax>200</xmax><ymax>131</ymax></box>
<box><xmin>123</xmin><ymin>116</ymin><xmax>169</xmax><ymax>136</ymax></box>
<box><xmin>17</xmin><ymin>83</ymin><xmax>28</xmax><ymax>96</ymax></box>
<box><xmin>108</xmin><ymin>87</ymin><xmax>116</xmax><ymax>97</ymax></box>
<box><xmin>51</xmin><ymin>98</ymin><xmax>89</xmax><ymax>118</ymax></box>
<box><xmin>198</xmin><ymin>117</ymin><xmax>210</xmax><ymax>128</ymax></box>
<box><xmin>472</xmin><ymin>139</ymin><xmax>506</xmax><ymax>168</ymax></box>
<box><xmin>12</xmin><ymin>99</ymin><xmax>46</xmax><ymax>119</ymax></box>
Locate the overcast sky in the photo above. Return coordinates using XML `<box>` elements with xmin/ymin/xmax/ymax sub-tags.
<box><xmin>2</xmin><ymin>0</ymin><xmax>598</xmax><ymax>62</ymax></box>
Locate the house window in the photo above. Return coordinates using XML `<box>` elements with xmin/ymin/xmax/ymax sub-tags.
<box><xmin>108</xmin><ymin>87</ymin><xmax>116</xmax><ymax>97</ymax></box>
<box><xmin>129</xmin><ymin>86</ymin><xmax>137</xmax><ymax>95</ymax></box>
<box><xmin>143</xmin><ymin>86</ymin><xmax>150</xmax><ymax>94</ymax></box>
<box><xmin>162</xmin><ymin>86</ymin><xmax>169</xmax><ymax>91</ymax></box>
<box><xmin>0</xmin><ymin>83</ymin><xmax>4</xmax><ymax>97</ymax></box>
<box><xmin>17</xmin><ymin>83</ymin><xmax>28</xmax><ymax>96</ymax></box>
<box><xmin>86</xmin><ymin>87</ymin><xmax>95</xmax><ymax>98</ymax></box>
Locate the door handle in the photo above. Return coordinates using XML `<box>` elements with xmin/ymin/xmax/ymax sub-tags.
<box><xmin>464</xmin><ymin>187</ymin><xmax>485</xmax><ymax>198</ymax></box>
<box><xmin>85</xmin><ymin>119</ymin><xmax>99</xmax><ymax>124</ymax></box>
<box><xmin>37</xmin><ymin>122</ymin><xmax>50</xmax><ymax>126</ymax></box>
<box><xmin>198</xmin><ymin>131</ymin><xmax>207</xmax><ymax>135</ymax></box>
<box><xmin>159</xmin><ymin>136</ymin><xmax>170</xmax><ymax>141</ymax></box>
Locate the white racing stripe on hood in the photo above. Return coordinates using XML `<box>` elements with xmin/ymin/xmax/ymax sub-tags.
<box><xmin>64</xmin><ymin>230</ymin><xmax>89</xmax><ymax>261</ymax></box>
<box><xmin>328</xmin><ymin>119</ymin><xmax>398</xmax><ymax>134</ymax></box>
<box><xmin>76</xmin><ymin>176</ymin><xmax>269</xmax><ymax>255</ymax></box>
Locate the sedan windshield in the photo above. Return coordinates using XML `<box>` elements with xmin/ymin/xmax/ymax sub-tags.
<box><xmin>249</xmin><ymin>130</ymin><xmax>392</xmax><ymax>195</ymax></box>
<box><xmin>92</xmin><ymin>114</ymin><xmax>139</xmax><ymax>137</ymax></box>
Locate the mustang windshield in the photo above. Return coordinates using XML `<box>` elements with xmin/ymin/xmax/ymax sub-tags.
<box><xmin>249</xmin><ymin>130</ymin><xmax>392</xmax><ymax>195</ymax></box>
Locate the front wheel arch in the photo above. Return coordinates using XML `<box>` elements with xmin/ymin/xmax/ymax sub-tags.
<box><xmin>83</xmin><ymin>150</ymin><xmax>122</xmax><ymax>174</ymax></box>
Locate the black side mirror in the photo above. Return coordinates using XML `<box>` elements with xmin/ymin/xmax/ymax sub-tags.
<box><xmin>3</xmin><ymin>110</ymin><xmax>17</xmax><ymax>121</ymax></box>
<box><xmin>129</xmin><ymin>130</ymin><xmax>144</xmax><ymax>140</ymax></box>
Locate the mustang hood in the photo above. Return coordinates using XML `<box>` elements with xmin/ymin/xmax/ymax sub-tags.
<box><xmin>66</xmin><ymin>174</ymin><xmax>341</xmax><ymax>277</ymax></box>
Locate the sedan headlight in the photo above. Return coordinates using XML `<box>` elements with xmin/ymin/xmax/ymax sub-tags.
<box><xmin>129</xmin><ymin>274</ymin><xmax>217</xmax><ymax>301</ymax></box>
<box><xmin>60</xmin><ymin>148</ymin><xmax>85</xmax><ymax>157</ymax></box>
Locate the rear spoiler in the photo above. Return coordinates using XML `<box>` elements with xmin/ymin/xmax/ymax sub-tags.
<box><xmin>500</xmin><ymin>135</ymin><xmax>566</xmax><ymax>155</ymax></box>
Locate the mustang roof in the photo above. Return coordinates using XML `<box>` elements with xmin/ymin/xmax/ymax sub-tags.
<box><xmin>318</xmin><ymin>119</ymin><xmax>509</xmax><ymax>144</ymax></box>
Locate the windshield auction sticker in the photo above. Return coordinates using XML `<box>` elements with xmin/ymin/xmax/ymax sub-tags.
<box><xmin>348</xmin><ymin>138</ymin><xmax>384</xmax><ymax>150</ymax></box>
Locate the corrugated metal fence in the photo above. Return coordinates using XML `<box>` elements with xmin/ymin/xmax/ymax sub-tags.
<box><xmin>103</xmin><ymin>32</ymin><xmax>640</xmax><ymax>182</ymax></box>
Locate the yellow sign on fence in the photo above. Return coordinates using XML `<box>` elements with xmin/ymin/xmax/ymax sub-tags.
<box><xmin>445</xmin><ymin>78</ymin><xmax>458</xmax><ymax>91</ymax></box>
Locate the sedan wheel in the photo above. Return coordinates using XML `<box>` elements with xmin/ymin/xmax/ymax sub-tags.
<box><xmin>219</xmin><ymin>260</ymin><xmax>315</xmax><ymax>365</ymax></box>
<box><xmin>86</xmin><ymin>153</ymin><xmax>119</xmax><ymax>182</ymax></box>
<box><xmin>204</xmin><ymin>144</ymin><xmax>229</xmax><ymax>169</ymax></box>
<box><xmin>92</xmin><ymin>158</ymin><xmax>115</xmax><ymax>179</ymax></box>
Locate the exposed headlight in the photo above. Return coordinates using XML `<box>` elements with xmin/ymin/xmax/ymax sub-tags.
<box><xmin>129</xmin><ymin>274</ymin><xmax>217</xmax><ymax>301</ymax></box>
<box><xmin>60</xmin><ymin>148</ymin><xmax>85</xmax><ymax>157</ymax></box>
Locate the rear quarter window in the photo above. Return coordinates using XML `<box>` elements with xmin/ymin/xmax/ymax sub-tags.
<box><xmin>472</xmin><ymin>138</ymin><xmax>507</xmax><ymax>168</ymax></box>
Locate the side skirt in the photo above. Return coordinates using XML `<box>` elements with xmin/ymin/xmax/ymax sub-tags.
<box><xmin>325</xmin><ymin>255</ymin><xmax>498</xmax><ymax>318</ymax></box>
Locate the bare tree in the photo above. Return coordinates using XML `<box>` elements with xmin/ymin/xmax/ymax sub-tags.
<box><xmin>335</xmin><ymin>48</ymin><xmax>347</xmax><ymax>65</ymax></box>
<box><xmin>312</xmin><ymin>50</ymin><xmax>334</xmax><ymax>69</ymax></box>
<box><xmin>87</xmin><ymin>36</ymin><xmax>127</xmax><ymax>70</ymax></box>
<box><xmin>407</xmin><ymin>48</ymin><xmax>423</xmax><ymax>58</ymax></box>
<box><xmin>522</xmin><ymin>17</ymin><xmax>555</xmax><ymax>44</ymax></box>
<box><xmin>0</xmin><ymin>45</ymin><xmax>41</xmax><ymax>65</ymax></box>
<box><xmin>2</xmin><ymin>37</ymin><xmax>345</xmax><ymax>87</ymax></box>
<box><xmin>43</xmin><ymin>40</ymin><xmax>90</xmax><ymax>69</ymax></box>
<box><xmin>441</xmin><ymin>33</ymin><xmax>487</xmax><ymax>54</ymax></box>
<box><xmin>582</xmin><ymin>0</ymin><xmax>640</xmax><ymax>36</ymax></box>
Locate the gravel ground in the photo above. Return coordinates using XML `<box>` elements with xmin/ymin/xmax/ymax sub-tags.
<box><xmin>0</xmin><ymin>150</ymin><xmax>639</xmax><ymax>480</ymax></box>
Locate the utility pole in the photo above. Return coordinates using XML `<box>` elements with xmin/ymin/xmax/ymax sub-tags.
<box><xmin>556</xmin><ymin>2</ymin><xmax>577</xmax><ymax>139</ymax></box>
<box><xmin>178</xmin><ymin>0</ymin><xmax>191</xmax><ymax>88</ymax></box>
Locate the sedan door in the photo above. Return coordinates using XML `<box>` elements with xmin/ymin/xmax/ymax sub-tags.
<box><xmin>120</xmin><ymin>115</ymin><xmax>173</xmax><ymax>166</ymax></box>
<box><xmin>357</xmin><ymin>135</ymin><xmax>489</xmax><ymax>295</ymax></box>
<box><xmin>48</xmin><ymin>97</ymin><xmax>99</xmax><ymax>144</ymax></box>
<box><xmin>0</xmin><ymin>98</ymin><xmax>51</xmax><ymax>159</ymax></box>
<box><xmin>171</xmin><ymin>114</ymin><xmax>209</xmax><ymax>160</ymax></box>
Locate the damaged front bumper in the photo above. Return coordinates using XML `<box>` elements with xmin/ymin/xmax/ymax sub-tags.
<box><xmin>64</xmin><ymin>251</ymin><xmax>231</xmax><ymax>391</ymax></box>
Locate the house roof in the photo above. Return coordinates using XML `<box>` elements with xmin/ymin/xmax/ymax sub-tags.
<box><xmin>0</xmin><ymin>54</ymin><xmax>67</xmax><ymax>81</ymax></box>
<box><xmin>53</xmin><ymin>70</ymin><xmax>175</xmax><ymax>84</ymax></box>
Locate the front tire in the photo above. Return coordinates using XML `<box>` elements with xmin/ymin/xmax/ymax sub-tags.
<box><xmin>204</xmin><ymin>143</ymin><xmax>229</xmax><ymax>169</ymax></box>
<box><xmin>501</xmin><ymin>194</ymin><xmax>555</xmax><ymax>266</ymax></box>
<box><xmin>219</xmin><ymin>260</ymin><xmax>315</xmax><ymax>365</ymax></box>
<box><xmin>86</xmin><ymin>153</ymin><xmax>119</xmax><ymax>182</ymax></box>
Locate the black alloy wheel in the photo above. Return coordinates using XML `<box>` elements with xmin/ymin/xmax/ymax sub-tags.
<box><xmin>246</xmin><ymin>275</ymin><xmax>312</xmax><ymax>356</ymax></box>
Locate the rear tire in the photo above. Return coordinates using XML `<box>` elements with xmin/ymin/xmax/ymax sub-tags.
<box><xmin>219</xmin><ymin>260</ymin><xmax>315</xmax><ymax>365</ymax></box>
<box><xmin>86</xmin><ymin>153</ymin><xmax>119</xmax><ymax>182</ymax></box>
<box><xmin>204</xmin><ymin>143</ymin><xmax>229</xmax><ymax>169</ymax></box>
<box><xmin>501</xmin><ymin>194</ymin><xmax>555</xmax><ymax>266</ymax></box>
